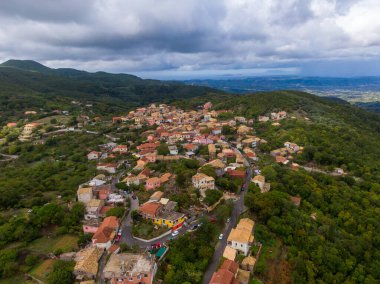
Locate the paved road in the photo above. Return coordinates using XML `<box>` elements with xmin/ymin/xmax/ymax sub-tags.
<box><xmin>0</xmin><ymin>153</ymin><xmax>19</xmax><ymax>161</ymax></box>
<box><xmin>202</xmin><ymin>148</ymin><xmax>252</xmax><ymax>284</ymax></box>
<box><xmin>119</xmin><ymin>193</ymin><xmax>192</xmax><ymax>248</ymax></box>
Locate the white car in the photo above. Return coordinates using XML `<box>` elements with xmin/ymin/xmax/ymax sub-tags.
<box><xmin>218</xmin><ymin>233</ymin><xmax>224</xmax><ymax>240</ymax></box>
<box><xmin>171</xmin><ymin>230</ymin><xmax>179</xmax><ymax>237</ymax></box>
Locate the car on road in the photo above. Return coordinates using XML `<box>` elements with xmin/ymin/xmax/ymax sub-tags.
<box><xmin>226</xmin><ymin>218</ymin><xmax>230</xmax><ymax>223</ymax></box>
<box><xmin>115</xmin><ymin>235</ymin><xmax>121</xmax><ymax>242</ymax></box>
<box><xmin>171</xmin><ymin>230</ymin><xmax>179</xmax><ymax>237</ymax></box>
<box><xmin>132</xmin><ymin>195</ymin><xmax>137</xmax><ymax>200</ymax></box>
<box><xmin>117</xmin><ymin>229</ymin><xmax>122</xmax><ymax>236</ymax></box>
<box><xmin>218</xmin><ymin>233</ymin><xmax>224</xmax><ymax>240</ymax></box>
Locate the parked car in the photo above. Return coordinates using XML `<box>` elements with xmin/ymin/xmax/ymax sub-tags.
<box><xmin>171</xmin><ymin>230</ymin><xmax>179</xmax><ymax>237</ymax></box>
<box><xmin>151</xmin><ymin>242</ymin><xmax>161</xmax><ymax>249</ymax></box>
<box><xmin>115</xmin><ymin>235</ymin><xmax>121</xmax><ymax>242</ymax></box>
<box><xmin>117</xmin><ymin>229</ymin><xmax>122</xmax><ymax>236</ymax></box>
<box><xmin>226</xmin><ymin>218</ymin><xmax>230</xmax><ymax>223</ymax></box>
<box><xmin>219</xmin><ymin>233</ymin><xmax>224</xmax><ymax>240</ymax></box>
<box><xmin>132</xmin><ymin>195</ymin><xmax>137</xmax><ymax>200</ymax></box>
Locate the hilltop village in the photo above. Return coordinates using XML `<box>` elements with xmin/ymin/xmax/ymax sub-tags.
<box><xmin>1</xmin><ymin>100</ymin><xmax>340</xmax><ymax>284</ymax></box>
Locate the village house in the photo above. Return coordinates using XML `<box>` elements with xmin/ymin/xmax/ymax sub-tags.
<box><xmin>204</xmin><ymin>159</ymin><xmax>226</xmax><ymax>176</ymax></box>
<box><xmin>92</xmin><ymin>216</ymin><xmax>118</xmax><ymax>250</ymax></box>
<box><xmin>87</xmin><ymin>151</ymin><xmax>101</xmax><ymax>160</ymax></box>
<box><xmin>137</xmin><ymin>142</ymin><xmax>160</xmax><ymax>152</ymax></box>
<box><xmin>252</xmin><ymin>175</ymin><xmax>265</xmax><ymax>191</ymax></box>
<box><xmin>6</xmin><ymin>122</ymin><xmax>17</xmax><ymax>128</ymax></box>
<box><xmin>96</xmin><ymin>163</ymin><xmax>118</xmax><ymax>174</ymax></box>
<box><xmin>77</xmin><ymin>187</ymin><xmax>93</xmax><ymax>204</ymax></box>
<box><xmin>241</xmin><ymin>256</ymin><xmax>256</xmax><ymax>273</ymax></box>
<box><xmin>103</xmin><ymin>253</ymin><xmax>157</xmax><ymax>284</ymax></box>
<box><xmin>149</xmin><ymin>191</ymin><xmax>164</xmax><ymax>202</ymax></box>
<box><xmin>226</xmin><ymin>169</ymin><xmax>246</xmax><ymax>179</ymax></box>
<box><xmin>223</xmin><ymin>246</ymin><xmax>237</xmax><ymax>261</ymax></box>
<box><xmin>168</xmin><ymin>145</ymin><xmax>178</xmax><ymax>155</ymax></box>
<box><xmin>19</xmin><ymin>122</ymin><xmax>40</xmax><ymax>141</ymax></box>
<box><xmin>192</xmin><ymin>173</ymin><xmax>215</xmax><ymax>191</ymax></box>
<box><xmin>138</xmin><ymin>202</ymin><xmax>163</xmax><ymax>220</ymax></box>
<box><xmin>291</xmin><ymin>196</ymin><xmax>302</xmax><ymax>206</ymax></box>
<box><xmin>235</xmin><ymin>116</ymin><xmax>247</xmax><ymax>123</ymax></box>
<box><xmin>123</xmin><ymin>174</ymin><xmax>147</xmax><ymax>187</ymax></box>
<box><xmin>144</xmin><ymin>152</ymin><xmax>157</xmax><ymax>163</ymax></box>
<box><xmin>82</xmin><ymin>219</ymin><xmax>100</xmax><ymax>234</ymax></box>
<box><xmin>145</xmin><ymin>177</ymin><xmax>161</xmax><ymax>191</ymax></box>
<box><xmin>258</xmin><ymin>115</ymin><xmax>270</xmax><ymax>122</ymax></box>
<box><xmin>204</xmin><ymin>102</ymin><xmax>213</xmax><ymax>110</ymax></box>
<box><xmin>243</xmin><ymin>147</ymin><xmax>257</xmax><ymax>161</ymax></box>
<box><xmin>275</xmin><ymin>156</ymin><xmax>289</xmax><ymax>165</ymax></box>
<box><xmin>134</xmin><ymin>157</ymin><xmax>149</xmax><ymax>171</ymax></box>
<box><xmin>237</xmin><ymin>125</ymin><xmax>251</xmax><ymax>135</ymax></box>
<box><xmin>208</xmin><ymin>144</ymin><xmax>216</xmax><ymax>160</ymax></box>
<box><xmin>85</xmin><ymin>199</ymin><xmax>104</xmax><ymax>220</ymax></box>
<box><xmin>252</xmin><ymin>175</ymin><xmax>271</xmax><ymax>193</ymax></box>
<box><xmin>227</xmin><ymin>218</ymin><xmax>255</xmax><ymax>256</ymax></box>
<box><xmin>112</xmin><ymin>145</ymin><xmax>128</xmax><ymax>154</ymax></box>
<box><xmin>183</xmin><ymin>143</ymin><xmax>198</xmax><ymax>152</ymax></box>
<box><xmin>145</xmin><ymin>173</ymin><xmax>171</xmax><ymax>190</ymax></box>
<box><xmin>73</xmin><ymin>246</ymin><xmax>101</xmax><ymax>281</ymax></box>
<box><xmin>209</xmin><ymin>259</ymin><xmax>239</xmax><ymax>284</ymax></box>
<box><xmin>284</xmin><ymin>141</ymin><xmax>300</xmax><ymax>153</ymax></box>
<box><xmin>271</xmin><ymin>111</ymin><xmax>287</xmax><ymax>120</ymax></box>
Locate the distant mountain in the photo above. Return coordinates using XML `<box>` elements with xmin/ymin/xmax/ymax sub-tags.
<box><xmin>0</xmin><ymin>59</ymin><xmax>54</xmax><ymax>74</ymax></box>
<box><xmin>0</xmin><ymin>59</ymin><xmax>222</xmax><ymax>122</ymax></box>
<box><xmin>185</xmin><ymin>76</ymin><xmax>380</xmax><ymax>112</ymax></box>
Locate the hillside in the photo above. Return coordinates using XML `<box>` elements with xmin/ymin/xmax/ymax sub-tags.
<box><xmin>0</xmin><ymin>60</ymin><xmax>222</xmax><ymax>122</ymax></box>
<box><xmin>0</xmin><ymin>62</ymin><xmax>379</xmax><ymax>283</ymax></box>
<box><xmin>203</xmin><ymin>91</ymin><xmax>380</xmax><ymax>283</ymax></box>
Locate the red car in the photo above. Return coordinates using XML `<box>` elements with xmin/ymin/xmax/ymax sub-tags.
<box><xmin>115</xmin><ymin>235</ymin><xmax>121</xmax><ymax>242</ymax></box>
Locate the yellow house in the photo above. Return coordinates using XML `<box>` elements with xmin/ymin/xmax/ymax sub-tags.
<box><xmin>153</xmin><ymin>212</ymin><xmax>185</xmax><ymax>228</ymax></box>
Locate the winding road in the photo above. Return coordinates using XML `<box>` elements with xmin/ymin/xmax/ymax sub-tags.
<box><xmin>202</xmin><ymin>147</ymin><xmax>252</xmax><ymax>284</ymax></box>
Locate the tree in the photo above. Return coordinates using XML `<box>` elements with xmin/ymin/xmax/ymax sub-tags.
<box><xmin>157</xmin><ymin>143</ymin><xmax>170</xmax><ymax>155</ymax></box>
<box><xmin>131</xmin><ymin>210</ymin><xmax>141</xmax><ymax>222</ymax></box>
<box><xmin>176</xmin><ymin>172</ymin><xmax>186</xmax><ymax>186</ymax></box>
<box><xmin>106</xmin><ymin>207</ymin><xmax>125</xmax><ymax>218</ymax></box>
<box><xmin>47</xmin><ymin>260</ymin><xmax>74</xmax><ymax>284</ymax></box>
<box><xmin>34</xmin><ymin>203</ymin><xmax>64</xmax><ymax>227</ymax></box>
<box><xmin>199</xmin><ymin>165</ymin><xmax>216</xmax><ymax>178</ymax></box>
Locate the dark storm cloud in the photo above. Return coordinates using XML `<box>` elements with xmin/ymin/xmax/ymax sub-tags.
<box><xmin>0</xmin><ymin>0</ymin><xmax>379</xmax><ymax>77</ymax></box>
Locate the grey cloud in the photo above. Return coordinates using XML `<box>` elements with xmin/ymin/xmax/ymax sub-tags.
<box><xmin>0</xmin><ymin>0</ymin><xmax>379</xmax><ymax>77</ymax></box>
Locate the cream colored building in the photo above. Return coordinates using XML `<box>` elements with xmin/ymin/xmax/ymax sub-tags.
<box><xmin>227</xmin><ymin>218</ymin><xmax>255</xmax><ymax>256</ymax></box>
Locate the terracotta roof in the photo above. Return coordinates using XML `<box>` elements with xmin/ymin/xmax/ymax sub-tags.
<box><xmin>92</xmin><ymin>216</ymin><xmax>118</xmax><ymax>244</ymax></box>
<box><xmin>78</xmin><ymin>187</ymin><xmax>93</xmax><ymax>195</ymax></box>
<box><xmin>242</xmin><ymin>256</ymin><xmax>256</xmax><ymax>266</ymax></box>
<box><xmin>74</xmin><ymin>247</ymin><xmax>101</xmax><ymax>277</ymax></box>
<box><xmin>150</xmin><ymin>191</ymin><xmax>164</xmax><ymax>200</ymax></box>
<box><xmin>220</xmin><ymin>260</ymin><xmax>239</xmax><ymax>275</ymax></box>
<box><xmin>192</xmin><ymin>173</ymin><xmax>215</xmax><ymax>182</ymax></box>
<box><xmin>228</xmin><ymin>218</ymin><xmax>254</xmax><ymax>244</ymax></box>
<box><xmin>139</xmin><ymin>202</ymin><xmax>162</xmax><ymax>216</ymax></box>
<box><xmin>252</xmin><ymin>175</ymin><xmax>265</xmax><ymax>183</ymax></box>
<box><xmin>100</xmin><ymin>206</ymin><xmax>112</xmax><ymax>215</ymax></box>
<box><xmin>205</xmin><ymin>159</ymin><xmax>226</xmax><ymax>169</ymax></box>
<box><xmin>223</xmin><ymin>246</ymin><xmax>237</xmax><ymax>261</ymax></box>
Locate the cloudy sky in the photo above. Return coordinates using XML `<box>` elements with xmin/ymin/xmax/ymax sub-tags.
<box><xmin>0</xmin><ymin>0</ymin><xmax>379</xmax><ymax>79</ymax></box>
